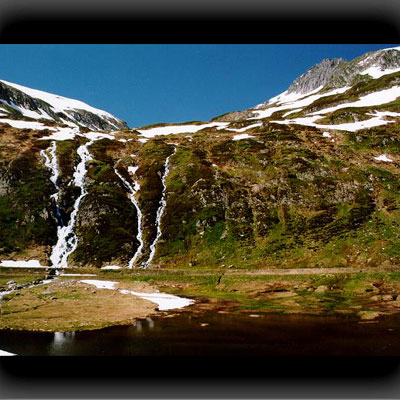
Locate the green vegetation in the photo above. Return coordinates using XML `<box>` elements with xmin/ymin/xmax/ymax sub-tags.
<box><xmin>0</xmin><ymin>148</ymin><xmax>57</xmax><ymax>256</ymax></box>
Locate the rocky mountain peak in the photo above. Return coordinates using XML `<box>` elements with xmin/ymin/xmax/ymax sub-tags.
<box><xmin>287</xmin><ymin>58</ymin><xmax>347</xmax><ymax>95</ymax></box>
<box><xmin>0</xmin><ymin>80</ymin><xmax>128</xmax><ymax>132</ymax></box>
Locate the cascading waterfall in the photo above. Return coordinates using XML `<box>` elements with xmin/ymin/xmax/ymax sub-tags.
<box><xmin>49</xmin><ymin>139</ymin><xmax>94</xmax><ymax>269</ymax></box>
<box><xmin>114</xmin><ymin>164</ymin><xmax>144</xmax><ymax>268</ymax></box>
<box><xmin>40</xmin><ymin>141</ymin><xmax>64</xmax><ymax>226</ymax></box>
<box><xmin>142</xmin><ymin>146</ymin><xmax>177</xmax><ymax>268</ymax></box>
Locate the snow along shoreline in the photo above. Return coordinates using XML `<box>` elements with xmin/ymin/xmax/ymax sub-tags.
<box><xmin>80</xmin><ymin>279</ymin><xmax>194</xmax><ymax>311</ymax></box>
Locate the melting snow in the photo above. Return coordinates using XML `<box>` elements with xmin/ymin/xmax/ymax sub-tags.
<box><xmin>119</xmin><ymin>289</ymin><xmax>194</xmax><ymax>311</ymax></box>
<box><xmin>227</xmin><ymin>123</ymin><xmax>262</xmax><ymax>132</ymax></box>
<box><xmin>232</xmin><ymin>133</ymin><xmax>255</xmax><ymax>141</ymax></box>
<box><xmin>0</xmin><ymin>118</ymin><xmax>56</xmax><ymax>131</ymax></box>
<box><xmin>80</xmin><ymin>279</ymin><xmax>194</xmax><ymax>310</ymax></box>
<box><xmin>100</xmin><ymin>266</ymin><xmax>122</xmax><ymax>270</ymax></box>
<box><xmin>41</xmin><ymin>127</ymin><xmax>78</xmax><ymax>141</ymax></box>
<box><xmin>255</xmin><ymin>85</ymin><xmax>324</xmax><ymax>108</ymax></box>
<box><xmin>360</xmin><ymin>66</ymin><xmax>400</xmax><ymax>79</ymax></box>
<box><xmin>0</xmin><ymin>350</ymin><xmax>16</xmax><ymax>356</ymax></box>
<box><xmin>0</xmin><ymin>260</ymin><xmax>48</xmax><ymax>268</ymax></box>
<box><xmin>322</xmin><ymin>132</ymin><xmax>332</xmax><ymax>138</ymax></box>
<box><xmin>250</xmin><ymin>87</ymin><xmax>351</xmax><ymax>120</ymax></box>
<box><xmin>374</xmin><ymin>154</ymin><xmax>393</xmax><ymax>162</ymax></box>
<box><xmin>272</xmin><ymin>112</ymin><xmax>398</xmax><ymax>132</ymax></box>
<box><xmin>128</xmin><ymin>166</ymin><xmax>139</xmax><ymax>175</ymax></box>
<box><xmin>137</xmin><ymin>122</ymin><xmax>228</xmax><ymax>137</ymax></box>
<box><xmin>282</xmin><ymin>108</ymin><xmax>303</xmax><ymax>117</ymax></box>
<box><xmin>311</xmin><ymin>86</ymin><xmax>400</xmax><ymax>115</ymax></box>
<box><xmin>80</xmin><ymin>280</ymin><xmax>117</xmax><ymax>289</ymax></box>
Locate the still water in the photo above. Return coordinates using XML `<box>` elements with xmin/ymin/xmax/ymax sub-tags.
<box><xmin>0</xmin><ymin>311</ymin><xmax>399</xmax><ymax>356</ymax></box>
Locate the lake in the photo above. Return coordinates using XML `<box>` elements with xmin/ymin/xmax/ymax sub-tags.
<box><xmin>1</xmin><ymin>311</ymin><xmax>400</xmax><ymax>356</ymax></box>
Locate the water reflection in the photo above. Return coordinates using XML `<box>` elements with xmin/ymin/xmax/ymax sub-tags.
<box><xmin>1</xmin><ymin>312</ymin><xmax>399</xmax><ymax>356</ymax></box>
<box><xmin>146</xmin><ymin>317</ymin><xmax>154</xmax><ymax>329</ymax></box>
<box><xmin>51</xmin><ymin>332</ymin><xmax>76</xmax><ymax>353</ymax></box>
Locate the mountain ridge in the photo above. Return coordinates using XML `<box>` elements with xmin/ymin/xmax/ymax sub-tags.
<box><xmin>0</xmin><ymin>79</ymin><xmax>128</xmax><ymax>132</ymax></box>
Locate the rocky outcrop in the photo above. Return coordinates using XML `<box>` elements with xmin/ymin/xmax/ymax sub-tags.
<box><xmin>287</xmin><ymin>58</ymin><xmax>346</xmax><ymax>94</ymax></box>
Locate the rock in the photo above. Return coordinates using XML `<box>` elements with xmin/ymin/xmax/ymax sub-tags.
<box><xmin>358</xmin><ymin>310</ymin><xmax>382</xmax><ymax>320</ymax></box>
<box><xmin>315</xmin><ymin>285</ymin><xmax>328</xmax><ymax>293</ymax></box>
<box><xmin>286</xmin><ymin>58</ymin><xmax>346</xmax><ymax>95</ymax></box>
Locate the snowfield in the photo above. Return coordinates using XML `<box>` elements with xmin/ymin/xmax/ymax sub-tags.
<box><xmin>0</xmin><ymin>79</ymin><xmax>120</xmax><ymax>126</ymax></box>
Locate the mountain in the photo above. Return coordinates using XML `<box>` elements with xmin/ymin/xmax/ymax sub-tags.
<box><xmin>0</xmin><ymin>80</ymin><xmax>128</xmax><ymax>131</ymax></box>
<box><xmin>1</xmin><ymin>46</ymin><xmax>400</xmax><ymax>272</ymax></box>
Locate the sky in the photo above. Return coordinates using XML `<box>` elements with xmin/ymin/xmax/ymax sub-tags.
<box><xmin>0</xmin><ymin>44</ymin><xmax>398</xmax><ymax>128</ymax></box>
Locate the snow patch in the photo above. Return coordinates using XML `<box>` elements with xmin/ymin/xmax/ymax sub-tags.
<box><xmin>0</xmin><ymin>260</ymin><xmax>48</xmax><ymax>268</ymax></box>
<box><xmin>0</xmin><ymin>350</ymin><xmax>16</xmax><ymax>356</ymax></box>
<box><xmin>360</xmin><ymin>66</ymin><xmax>400</xmax><ymax>79</ymax></box>
<box><xmin>250</xmin><ymin>87</ymin><xmax>351</xmax><ymax>120</ymax></box>
<box><xmin>41</xmin><ymin>127</ymin><xmax>78</xmax><ymax>141</ymax></box>
<box><xmin>80</xmin><ymin>280</ymin><xmax>117</xmax><ymax>290</ymax></box>
<box><xmin>227</xmin><ymin>123</ymin><xmax>262</xmax><ymax>132</ymax></box>
<box><xmin>100</xmin><ymin>266</ymin><xmax>122</xmax><ymax>270</ymax></box>
<box><xmin>374</xmin><ymin>154</ymin><xmax>393</xmax><ymax>162</ymax></box>
<box><xmin>79</xmin><ymin>279</ymin><xmax>194</xmax><ymax>310</ymax></box>
<box><xmin>311</xmin><ymin>86</ymin><xmax>400</xmax><ymax>115</ymax></box>
<box><xmin>0</xmin><ymin>118</ymin><xmax>56</xmax><ymax>131</ymax></box>
<box><xmin>271</xmin><ymin>112</ymin><xmax>398</xmax><ymax>132</ymax></box>
<box><xmin>137</xmin><ymin>122</ymin><xmax>228</xmax><ymax>137</ymax></box>
<box><xmin>232</xmin><ymin>133</ymin><xmax>255</xmax><ymax>141</ymax></box>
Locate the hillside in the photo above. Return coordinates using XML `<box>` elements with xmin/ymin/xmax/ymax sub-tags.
<box><xmin>1</xmin><ymin>45</ymin><xmax>400</xmax><ymax>274</ymax></box>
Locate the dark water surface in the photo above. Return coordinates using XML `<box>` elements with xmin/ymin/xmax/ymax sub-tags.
<box><xmin>1</xmin><ymin>311</ymin><xmax>400</xmax><ymax>356</ymax></box>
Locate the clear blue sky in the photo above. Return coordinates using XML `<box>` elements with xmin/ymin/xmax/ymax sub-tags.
<box><xmin>0</xmin><ymin>44</ymin><xmax>398</xmax><ymax>128</ymax></box>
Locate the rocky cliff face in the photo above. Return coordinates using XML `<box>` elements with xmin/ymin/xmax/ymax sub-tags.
<box><xmin>287</xmin><ymin>58</ymin><xmax>346</xmax><ymax>94</ymax></box>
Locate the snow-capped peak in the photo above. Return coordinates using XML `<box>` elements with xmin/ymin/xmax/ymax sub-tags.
<box><xmin>0</xmin><ymin>79</ymin><xmax>128</xmax><ymax>131</ymax></box>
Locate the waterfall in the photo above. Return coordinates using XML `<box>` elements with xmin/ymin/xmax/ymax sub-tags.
<box><xmin>114</xmin><ymin>164</ymin><xmax>144</xmax><ymax>268</ymax></box>
<box><xmin>40</xmin><ymin>141</ymin><xmax>64</xmax><ymax>226</ymax></box>
<box><xmin>41</xmin><ymin>141</ymin><xmax>59</xmax><ymax>195</ymax></box>
<box><xmin>49</xmin><ymin>139</ymin><xmax>94</xmax><ymax>269</ymax></box>
<box><xmin>142</xmin><ymin>147</ymin><xmax>177</xmax><ymax>268</ymax></box>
